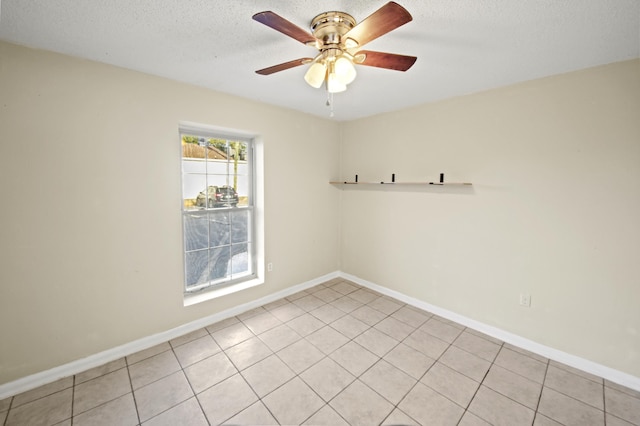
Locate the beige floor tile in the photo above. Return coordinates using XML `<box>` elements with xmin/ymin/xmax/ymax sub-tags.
<box><xmin>301</xmin><ymin>356</ymin><xmax>355</xmax><ymax>401</ymax></box>
<box><xmin>0</xmin><ymin>410</ymin><xmax>6</xmax><ymax>425</ymax></box>
<box><xmin>329</xmin><ymin>281</ymin><xmax>359</xmax><ymax>295</ymax></box>
<box><xmin>237</xmin><ymin>306</ymin><xmax>268</xmax><ymax>321</ymax></box>
<box><xmin>348</xmin><ymin>288</ymin><xmax>380</xmax><ymax>304</ymax></box>
<box><xmin>169</xmin><ymin>328</ymin><xmax>208</xmax><ymax>348</ymax></box>
<box><xmin>605</xmin><ymin>386</ymin><xmax>640</xmax><ymax>425</ymax></box>
<box><xmin>6</xmin><ymin>388</ymin><xmax>72</xmax><ymax>426</ymax></box>
<box><xmin>143</xmin><ymin>397</ymin><xmax>207</xmax><ymax>426</ymax></box>
<box><xmin>173</xmin><ymin>334</ymin><xmax>220</xmax><ymax>368</ymax></box>
<box><xmin>11</xmin><ymin>376</ymin><xmax>73</xmax><ymax>407</ymax></box>
<box><xmin>75</xmin><ymin>358</ymin><xmax>126</xmax><ymax>384</ymax></box>
<box><xmin>538</xmin><ymin>386</ymin><xmax>604</xmax><ymax>426</ymax></box>
<box><xmin>330</xmin><ymin>314</ymin><xmax>370</xmax><ymax>339</ymax></box>
<box><xmin>469</xmin><ymin>385</ymin><xmax>535</xmax><ymax>426</ymax></box>
<box><xmin>73</xmin><ymin>393</ymin><xmax>137</xmax><ymax>426</ymax></box>
<box><xmin>368</xmin><ymin>296</ymin><xmax>403</xmax><ymax>315</ymax></box>
<box><xmin>382</xmin><ymin>408</ymin><xmax>420</xmax><ymax>426</ymax></box>
<box><xmin>223</xmin><ymin>400</ymin><xmax>279</xmax><ymax>425</ymax></box>
<box><xmin>73</xmin><ymin>368</ymin><xmax>131</xmax><ymax>414</ymax></box>
<box><xmin>606</xmin><ymin>380</ymin><xmax>640</xmax><ymax>399</ymax></box>
<box><xmin>375</xmin><ymin>316</ymin><xmax>417</xmax><ymax>340</ymax></box>
<box><xmin>440</xmin><ymin>346</ymin><xmax>491</xmax><ymax>382</ymax></box>
<box><xmin>534</xmin><ymin>413</ymin><xmax>564</xmax><ymax>425</ymax></box>
<box><xmin>183</xmin><ymin>351</ymin><xmax>237</xmax><ymax>393</ymax></box>
<box><xmin>240</xmin><ymin>311</ymin><xmax>282</xmax><ymax>335</ymax></box>
<box><xmin>286</xmin><ymin>312</ymin><xmax>325</xmax><ymax>336</ymax></box>
<box><xmin>309</xmin><ymin>303</ymin><xmax>347</xmax><ymax>324</ymax></box>
<box><xmin>384</xmin><ymin>342</ymin><xmax>436</xmax><ymax>379</ymax></box>
<box><xmin>483</xmin><ymin>364</ymin><xmax>542</xmax><ymax>409</ymax></box>
<box><xmin>605</xmin><ymin>413</ymin><xmax>637</xmax><ymax>426</ymax></box>
<box><xmin>354</xmin><ymin>327</ymin><xmax>399</xmax><ymax>357</ymax></box>
<box><xmin>134</xmin><ymin>371</ymin><xmax>193</xmax><ymax>422</ymax></box>
<box><xmin>330</xmin><ymin>295</ymin><xmax>364</xmax><ymax>313</ymax></box>
<box><xmin>360</xmin><ymin>359</ymin><xmax>417</xmax><ymax>405</ymax></box>
<box><xmin>293</xmin><ymin>294</ymin><xmax>326</xmax><ymax>311</ymax></box>
<box><xmin>262</xmin><ymin>377</ymin><xmax>324</xmax><ymax>425</ymax></box>
<box><xmin>277</xmin><ymin>338</ymin><xmax>325</xmax><ymax>374</ymax></box>
<box><xmin>503</xmin><ymin>342</ymin><xmax>549</xmax><ymax>363</ymax></box>
<box><xmin>241</xmin><ymin>354</ymin><xmax>295</xmax><ymax>397</ymax></box>
<box><xmin>204</xmin><ymin>316</ymin><xmax>239</xmax><ymax>334</ymax></box>
<box><xmin>312</xmin><ymin>287</ymin><xmax>343</xmax><ymax>303</ymax></box>
<box><xmin>403</xmin><ymin>328</ymin><xmax>450</xmax><ymax>359</ymax></box>
<box><xmin>198</xmin><ymin>374</ymin><xmax>259</xmax><ymax>425</ymax></box>
<box><xmin>210</xmin><ymin>321</ymin><xmax>254</xmax><ymax>350</ymax></box>
<box><xmin>494</xmin><ymin>346</ymin><xmax>548</xmax><ymax>383</ymax></box>
<box><xmin>258</xmin><ymin>323</ymin><xmax>301</xmax><ymax>351</ymax></box>
<box><xmin>459</xmin><ymin>411</ymin><xmax>493</xmax><ymax>425</ymax></box>
<box><xmin>453</xmin><ymin>331</ymin><xmax>502</xmax><ymax>362</ymax></box>
<box><xmin>398</xmin><ymin>382</ymin><xmax>464</xmax><ymax>426</ymax></box>
<box><xmin>303</xmin><ymin>404</ymin><xmax>350</xmax><ymax>425</ymax></box>
<box><xmin>0</xmin><ymin>397</ymin><xmax>10</xmax><ymax>412</ymax></box>
<box><xmin>329</xmin><ymin>341</ymin><xmax>379</xmax><ymax>376</ymax></box>
<box><xmin>306</xmin><ymin>325</ymin><xmax>350</xmax><ymax>355</ymax></box>
<box><xmin>330</xmin><ymin>380</ymin><xmax>394</xmax><ymax>426</ymax></box>
<box><xmin>350</xmin><ymin>305</ymin><xmax>387</xmax><ymax>326</ymax></box>
<box><xmin>391</xmin><ymin>305</ymin><xmax>432</xmax><ymax>328</ymax></box>
<box><xmin>261</xmin><ymin>297</ymin><xmax>289</xmax><ymax>311</ymax></box>
<box><xmin>126</xmin><ymin>342</ymin><xmax>171</xmax><ymax>365</ymax></box>
<box><xmin>419</xmin><ymin>318</ymin><xmax>465</xmax><ymax>343</ymax></box>
<box><xmin>550</xmin><ymin>360</ymin><xmax>604</xmax><ymax>384</ymax></box>
<box><xmin>465</xmin><ymin>328</ymin><xmax>504</xmax><ymax>345</ymax></box>
<box><xmin>269</xmin><ymin>301</ymin><xmax>306</xmax><ymax>322</ymax></box>
<box><xmin>421</xmin><ymin>362</ymin><xmax>480</xmax><ymax>407</ymax></box>
<box><xmin>128</xmin><ymin>350</ymin><xmax>181</xmax><ymax>390</ymax></box>
<box><xmin>286</xmin><ymin>290</ymin><xmax>310</xmax><ymax>302</ymax></box>
<box><xmin>545</xmin><ymin>364</ymin><xmax>604</xmax><ymax>409</ymax></box>
<box><xmin>225</xmin><ymin>336</ymin><xmax>273</xmax><ymax>370</ymax></box>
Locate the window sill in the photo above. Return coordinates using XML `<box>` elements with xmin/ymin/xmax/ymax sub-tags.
<box><xmin>183</xmin><ymin>276</ymin><xmax>264</xmax><ymax>307</ymax></box>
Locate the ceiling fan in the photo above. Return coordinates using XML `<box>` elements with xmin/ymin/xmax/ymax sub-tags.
<box><xmin>253</xmin><ymin>2</ymin><xmax>417</xmax><ymax>94</ymax></box>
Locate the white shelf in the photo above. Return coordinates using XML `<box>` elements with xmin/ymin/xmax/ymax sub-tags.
<box><xmin>330</xmin><ymin>181</ymin><xmax>472</xmax><ymax>186</ymax></box>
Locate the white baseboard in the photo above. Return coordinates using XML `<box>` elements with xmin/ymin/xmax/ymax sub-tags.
<box><xmin>2</xmin><ymin>269</ymin><xmax>638</xmax><ymax>399</ymax></box>
<box><xmin>0</xmin><ymin>271</ymin><xmax>339</xmax><ymax>399</ymax></box>
<box><xmin>339</xmin><ymin>271</ymin><xmax>640</xmax><ymax>392</ymax></box>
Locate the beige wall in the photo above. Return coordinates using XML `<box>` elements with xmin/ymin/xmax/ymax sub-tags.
<box><xmin>339</xmin><ymin>59</ymin><xmax>640</xmax><ymax>377</ymax></box>
<box><xmin>1</xmin><ymin>39</ymin><xmax>638</xmax><ymax>386</ymax></box>
<box><xmin>0</xmin><ymin>41</ymin><xmax>340</xmax><ymax>385</ymax></box>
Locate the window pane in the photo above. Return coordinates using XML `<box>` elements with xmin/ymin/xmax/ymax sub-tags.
<box><xmin>234</xmin><ymin>175</ymin><xmax>251</xmax><ymax>207</ymax></box>
<box><xmin>183</xmin><ymin>173</ymin><xmax>207</xmax><ymax>210</ymax></box>
<box><xmin>231</xmin><ymin>210</ymin><xmax>250</xmax><ymax>244</ymax></box>
<box><xmin>209</xmin><ymin>211</ymin><xmax>231</xmax><ymax>247</ymax></box>
<box><xmin>184</xmin><ymin>212</ymin><xmax>208</xmax><ymax>251</ymax></box>
<box><xmin>230</xmin><ymin>243</ymin><xmax>249</xmax><ymax>276</ymax></box>
<box><xmin>209</xmin><ymin>246</ymin><xmax>231</xmax><ymax>281</ymax></box>
<box><xmin>185</xmin><ymin>249</ymin><xmax>209</xmax><ymax>288</ymax></box>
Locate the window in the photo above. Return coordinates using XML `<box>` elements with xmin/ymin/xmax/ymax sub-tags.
<box><xmin>180</xmin><ymin>126</ymin><xmax>256</xmax><ymax>296</ymax></box>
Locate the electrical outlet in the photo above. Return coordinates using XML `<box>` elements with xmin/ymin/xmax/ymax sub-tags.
<box><xmin>519</xmin><ymin>294</ymin><xmax>531</xmax><ymax>307</ymax></box>
<box><xmin>267</xmin><ymin>263</ymin><xmax>273</xmax><ymax>272</ymax></box>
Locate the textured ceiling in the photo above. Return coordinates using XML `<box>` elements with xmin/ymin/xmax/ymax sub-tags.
<box><xmin>1</xmin><ymin>0</ymin><xmax>638</xmax><ymax>121</ymax></box>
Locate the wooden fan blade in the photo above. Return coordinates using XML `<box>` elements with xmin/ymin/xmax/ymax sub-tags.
<box><xmin>344</xmin><ymin>2</ymin><xmax>412</xmax><ymax>47</ymax></box>
<box><xmin>354</xmin><ymin>50</ymin><xmax>417</xmax><ymax>71</ymax></box>
<box><xmin>253</xmin><ymin>11</ymin><xmax>316</xmax><ymax>45</ymax></box>
<box><xmin>256</xmin><ymin>58</ymin><xmax>313</xmax><ymax>75</ymax></box>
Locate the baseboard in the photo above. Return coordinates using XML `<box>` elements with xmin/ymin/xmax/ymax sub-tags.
<box><xmin>339</xmin><ymin>271</ymin><xmax>640</xmax><ymax>392</ymax></box>
<box><xmin>0</xmin><ymin>271</ymin><xmax>339</xmax><ymax>399</ymax></box>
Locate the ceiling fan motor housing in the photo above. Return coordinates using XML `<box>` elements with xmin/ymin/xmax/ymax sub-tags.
<box><xmin>310</xmin><ymin>12</ymin><xmax>356</xmax><ymax>50</ymax></box>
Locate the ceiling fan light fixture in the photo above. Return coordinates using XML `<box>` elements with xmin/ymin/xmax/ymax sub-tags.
<box><xmin>327</xmin><ymin>72</ymin><xmax>347</xmax><ymax>93</ymax></box>
<box><xmin>334</xmin><ymin>56</ymin><xmax>357</xmax><ymax>85</ymax></box>
<box><xmin>304</xmin><ymin>61</ymin><xmax>327</xmax><ymax>88</ymax></box>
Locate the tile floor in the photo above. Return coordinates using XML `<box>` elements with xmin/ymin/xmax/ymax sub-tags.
<box><xmin>2</xmin><ymin>278</ymin><xmax>639</xmax><ymax>425</ymax></box>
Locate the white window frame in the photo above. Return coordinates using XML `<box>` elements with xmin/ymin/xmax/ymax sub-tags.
<box><xmin>179</xmin><ymin>122</ymin><xmax>264</xmax><ymax>306</ymax></box>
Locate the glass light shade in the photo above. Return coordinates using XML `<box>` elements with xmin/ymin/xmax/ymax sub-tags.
<box><xmin>334</xmin><ymin>56</ymin><xmax>357</xmax><ymax>85</ymax></box>
<box><xmin>304</xmin><ymin>62</ymin><xmax>327</xmax><ymax>89</ymax></box>
<box><xmin>327</xmin><ymin>72</ymin><xmax>347</xmax><ymax>93</ymax></box>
